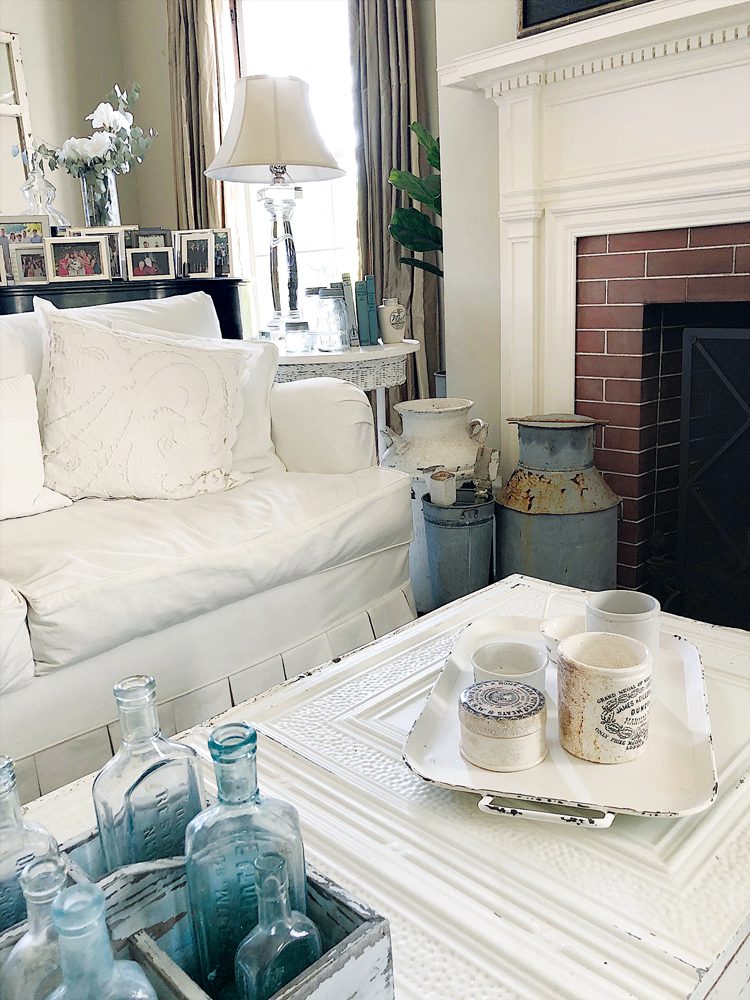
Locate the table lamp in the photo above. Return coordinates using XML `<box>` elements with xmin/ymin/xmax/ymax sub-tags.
<box><xmin>205</xmin><ymin>74</ymin><xmax>344</xmax><ymax>338</ymax></box>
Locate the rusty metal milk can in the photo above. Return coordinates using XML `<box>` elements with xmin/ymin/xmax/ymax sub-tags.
<box><xmin>496</xmin><ymin>414</ymin><xmax>620</xmax><ymax>590</ymax></box>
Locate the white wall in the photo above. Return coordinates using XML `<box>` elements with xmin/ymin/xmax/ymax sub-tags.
<box><xmin>0</xmin><ymin>0</ymin><xmax>175</xmax><ymax>227</ymax></box>
<box><xmin>435</xmin><ymin>0</ymin><xmax>517</xmax><ymax>447</ymax></box>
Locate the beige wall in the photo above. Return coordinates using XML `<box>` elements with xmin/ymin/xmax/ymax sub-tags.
<box><xmin>0</xmin><ymin>0</ymin><xmax>175</xmax><ymax>226</ymax></box>
<box><xmin>435</xmin><ymin>0</ymin><xmax>516</xmax><ymax>446</ymax></box>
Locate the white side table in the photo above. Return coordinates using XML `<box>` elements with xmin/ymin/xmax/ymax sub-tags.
<box><xmin>276</xmin><ymin>340</ymin><xmax>421</xmax><ymax>457</ymax></box>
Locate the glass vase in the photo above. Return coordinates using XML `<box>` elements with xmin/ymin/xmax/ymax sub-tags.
<box><xmin>46</xmin><ymin>883</ymin><xmax>157</xmax><ymax>1000</ymax></box>
<box><xmin>80</xmin><ymin>168</ymin><xmax>120</xmax><ymax>227</ymax></box>
<box><xmin>21</xmin><ymin>166</ymin><xmax>69</xmax><ymax>228</ymax></box>
<box><xmin>92</xmin><ymin>675</ymin><xmax>205</xmax><ymax>873</ymax></box>
<box><xmin>235</xmin><ymin>853</ymin><xmax>321</xmax><ymax>1000</ymax></box>
<box><xmin>0</xmin><ymin>756</ymin><xmax>59</xmax><ymax>933</ymax></box>
<box><xmin>185</xmin><ymin>722</ymin><xmax>307</xmax><ymax>999</ymax></box>
<box><xmin>0</xmin><ymin>855</ymin><xmax>68</xmax><ymax>1000</ymax></box>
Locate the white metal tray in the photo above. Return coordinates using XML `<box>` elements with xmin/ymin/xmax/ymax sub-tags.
<box><xmin>403</xmin><ymin>616</ymin><xmax>718</xmax><ymax>827</ymax></box>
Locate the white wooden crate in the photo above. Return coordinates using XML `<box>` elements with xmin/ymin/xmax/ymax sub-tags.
<box><xmin>0</xmin><ymin>827</ymin><xmax>394</xmax><ymax>1000</ymax></box>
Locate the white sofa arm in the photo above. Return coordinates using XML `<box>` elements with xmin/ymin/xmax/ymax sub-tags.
<box><xmin>270</xmin><ymin>378</ymin><xmax>377</xmax><ymax>474</ymax></box>
<box><xmin>0</xmin><ymin>578</ymin><xmax>34</xmax><ymax>694</ymax></box>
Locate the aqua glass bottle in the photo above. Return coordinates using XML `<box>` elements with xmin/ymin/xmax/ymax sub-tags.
<box><xmin>0</xmin><ymin>756</ymin><xmax>59</xmax><ymax>932</ymax></box>
<box><xmin>0</xmin><ymin>855</ymin><xmax>68</xmax><ymax>1000</ymax></box>
<box><xmin>235</xmin><ymin>853</ymin><xmax>321</xmax><ymax>1000</ymax></box>
<box><xmin>92</xmin><ymin>675</ymin><xmax>205</xmax><ymax>872</ymax></box>
<box><xmin>185</xmin><ymin>722</ymin><xmax>306</xmax><ymax>1000</ymax></box>
<box><xmin>44</xmin><ymin>882</ymin><xmax>156</xmax><ymax>1000</ymax></box>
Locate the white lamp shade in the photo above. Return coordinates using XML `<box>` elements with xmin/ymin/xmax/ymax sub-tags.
<box><xmin>205</xmin><ymin>74</ymin><xmax>344</xmax><ymax>183</ymax></box>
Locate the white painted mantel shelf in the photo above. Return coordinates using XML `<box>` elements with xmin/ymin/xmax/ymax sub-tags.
<box><xmin>438</xmin><ymin>0</ymin><xmax>750</xmax><ymax>476</ymax></box>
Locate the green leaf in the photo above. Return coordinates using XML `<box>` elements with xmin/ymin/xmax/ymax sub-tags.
<box><xmin>399</xmin><ymin>255</ymin><xmax>444</xmax><ymax>278</ymax></box>
<box><xmin>389</xmin><ymin>207</ymin><xmax>442</xmax><ymax>252</ymax></box>
<box><xmin>410</xmin><ymin>122</ymin><xmax>440</xmax><ymax>170</ymax></box>
<box><xmin>388</xmin><ymin>169</ymin><xmax>441</xmax><ymax>215</ymax></box>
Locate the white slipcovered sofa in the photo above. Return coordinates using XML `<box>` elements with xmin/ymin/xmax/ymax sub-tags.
<box><xmin>0</xmin><ymin>292</ymin><xmax>414</xmax><ymax>801</ymax></box>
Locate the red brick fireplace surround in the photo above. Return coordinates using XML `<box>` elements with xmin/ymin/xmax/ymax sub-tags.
<box><xmin>575</xmin><ymin>222</ymin><xmax>750</xmax><ymax>588</ymax></box>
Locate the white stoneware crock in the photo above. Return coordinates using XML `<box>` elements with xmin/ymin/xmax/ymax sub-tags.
<box><xmin>458</xmin><ymin>680</ymin><xmax>547</xmax><ymax>772</ymax></box>
<box><xmin>557</xmin><ymin>632</ymin><xmax>652</xmax><ymax>764</ymax></box>
<box><xmin>471</xmin><ymin>641</ymin><xmax>548</xmax><ymax>695</ymax></box>
<box><xmin>585</xmin><ymin>590</ymin><xmax>661</xmax><ymax>662</ymax></box>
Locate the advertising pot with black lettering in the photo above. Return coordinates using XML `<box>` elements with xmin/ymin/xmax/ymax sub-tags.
<box><xmin>556</xmin><ymin>632</ymin><xmax>652</xmax><ymax>764</ymax></box>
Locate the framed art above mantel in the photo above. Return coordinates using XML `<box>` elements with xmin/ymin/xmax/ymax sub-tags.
<box><xmin>518</xmin><ymin>0</ymin><xmax>654</xmax><ymax>36</ymax></box>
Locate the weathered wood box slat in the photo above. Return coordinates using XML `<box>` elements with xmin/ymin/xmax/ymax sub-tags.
<box><xmin>0</xmin><ymin>828</ymin><xmax>394</xmax><ymax>1000</ymax></box>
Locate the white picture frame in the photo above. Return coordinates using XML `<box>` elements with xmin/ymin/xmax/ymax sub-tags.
<box><xmin>71</xmin><ymin>226</ymin><xmax>131</xmax><ymax>279</ymax></box>
<box><xmin>178</xmin><ymin>230</ymin><xmax>215</xmax><ymax>278</ymax></box>
<box><xmin>213</xmin><ymin>228</ymin><xmax>232</xmax><ymax>277</ymax></box>
<box><xmin>10</xmin><ymin>244</ymin><xmax>48</xmax><ymax>284</ymax></box>
<box><xmin>44</xmin><ymin>236</ymin><xmax>111</xmax><ymax>282</ymax></box>
<box><xmin>125</xmin><ymin>246</ymin><xmax>175</xmax><ymax>280</ymax></box>
<box><xmin>0</xmin><ymin>214</ymin><xmax>49</xmax><ymax>275</ymax></box>
<box><xmin>0</xmin><ymin>250</ymin><xmax>6</xmax><ymax>286</ymax></box>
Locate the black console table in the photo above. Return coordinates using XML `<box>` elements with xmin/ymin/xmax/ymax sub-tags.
<box><xmin>0</xmin><ymin>277</ymin><xmax>251</xmax><ymax>340</ymax></box>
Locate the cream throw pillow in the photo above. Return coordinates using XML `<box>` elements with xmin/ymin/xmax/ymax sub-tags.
<box><xmin>37</xmin><ymin>311</ymin><xmax>253</xmax><ymax>500</ymax></box>
<box><xmin>0</xmin><ymin>374</ymin><xmax>72</xmax><ymax>519</ymax></box>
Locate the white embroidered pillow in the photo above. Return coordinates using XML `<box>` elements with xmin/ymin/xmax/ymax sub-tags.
<box><xmin>38</xmin><ymin>312</ymin><xmax>253</xmax><ymax>500</ymax></box>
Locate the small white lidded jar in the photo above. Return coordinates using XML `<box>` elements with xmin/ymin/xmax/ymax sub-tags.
<box><xmin>458</xmin><ymin>680</ymin><xmax>547</xmax><ymax>772</ymax></box>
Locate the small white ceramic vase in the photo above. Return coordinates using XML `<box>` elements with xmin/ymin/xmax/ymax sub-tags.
<box><xmin>377</xmin><ymin>297</ymin><xmax>406</xmax><ymax>343</ymax></box>
<box><xmin>557</xmin><ymin>632</ymin><xmax>652</xmax><ymax>764</ymax></box>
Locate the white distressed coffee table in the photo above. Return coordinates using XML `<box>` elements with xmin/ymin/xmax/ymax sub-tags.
<box><xmin>24</xmin><ymin>576</ymin><xmax>750</xmax><ymax>1000</ymax></box>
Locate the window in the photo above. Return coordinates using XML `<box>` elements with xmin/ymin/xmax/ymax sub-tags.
<box><xmin>236</xmin><ymin>0</ymin><xmax>359</xmax><ymax>327</ymax></box>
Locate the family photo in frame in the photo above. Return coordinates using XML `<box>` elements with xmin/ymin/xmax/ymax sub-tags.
<box><xmin>126</xmin><ymin>247</ymin><xmax>175</xmax><ymax>280</ymax></box>
<box><xmin>45</xmin><ymin>237</ymin><xmax>110</xmax><ymax>282</ymax></box>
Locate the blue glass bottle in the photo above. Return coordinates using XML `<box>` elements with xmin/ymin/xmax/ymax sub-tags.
<box><xmin>0</xmin><ymin>756</ymin><xmax>59</xmax><ymax>932</ymax></box>
<box><xmin>235</xmin><ymin>853</ymin><xmax>321</xmax><ymax>1000</ymax></box>
<box><xmin>92</xmin><ymin>675</ymin><xmax>205</xmax><ymax>872</ymax></box>
<box><xmin>0</xmin><ymin>855</ymin><xmax>68</xmax><ymax>1000</ymax></box>
<box><xmin>44</xmin><ymin>883</ymin><xmax>156</xmax><ymax>1000</ymax></box>
<box><xmin>185</xmin><ymin>723</ymin><xmax>306</xmax><ymax>1000</ymax></box>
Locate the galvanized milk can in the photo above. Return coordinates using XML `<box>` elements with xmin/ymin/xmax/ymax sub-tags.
<box><xmin>495</xmin><ymin>414</ymin><xmax>620</xmax><ymax>590</ymax></box>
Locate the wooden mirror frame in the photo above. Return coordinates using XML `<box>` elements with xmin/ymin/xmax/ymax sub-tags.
<box><xmin>0</xmin><ymin>30</ymin><xmax>33</xmax><ymax>176</ymax></box>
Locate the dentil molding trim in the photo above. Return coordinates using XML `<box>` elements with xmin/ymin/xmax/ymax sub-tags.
<box><xmin>439</xmin><ymin>0</ymin><xmax>750</xmax><ymax>96</ymax></box>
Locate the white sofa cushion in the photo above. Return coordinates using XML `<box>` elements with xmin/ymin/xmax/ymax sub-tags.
<box><xmin>0</xmin><ymin>291</ymin><xmax>223</xmax><ymax>386</ymax></box>
<box><xmin>119</xmin><ymin>319</ymin><xmax>284</xmax><ymax>477</ymax></box>
<box><xmin>0</xmin><ymin>374</ymin><xmax>71</xmax><ymax>519</ymax></box>
<box><xmin>37</xmin><ymin>309</ymin><xmax>253</xmax><ymax>500</ymax></box>
<box><xmin>0</xmin><ymin>467</ymin><xmax>412</xmax><ymax>672</ymax></box>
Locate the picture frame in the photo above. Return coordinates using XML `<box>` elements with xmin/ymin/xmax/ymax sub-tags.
<box><xmin>125</xmin><ymin>227</ymin><xmax>172</xmax><ymax>250</ymax></box>
<box><xmin>0</xmin><ymin>250</ymin><xmax>6</xmax><ymax>287</ymax></box>
<box><xmin>125</xmin><ymin>246</ymin><xmax>175</xmax><ymax>280</ymax></box>
<box><xmin>518</xmin><ymin>0</ymin><xmax>652</xmax><ymax>36</ymax></box>
<box><xmin>179</xmin><ymin>230</ymin><xmax>215</xmax><ymax>278</ymax></box>
<box><xmin>10</xmin><ymin>244</ymin><xmax>48</xmax><ymax>284</ymax></box>
<box><xmin>71</xmin><ymin>226</ymin><xmax>130</xmax><ymax>279</ymax></box>
<box><xmin>213</xmin><ymin>229</ymin><xmax>232</xmax><ymax>277</ymax></box>
<box><xmin>44</xmin><ymin>236</ymin><xmax>111</xmax><ymax>282</ymax></box>
<box><xmin>0</xmin><ymin>214</ymin><xmax>50</xmax><ymax>275</ymax></box>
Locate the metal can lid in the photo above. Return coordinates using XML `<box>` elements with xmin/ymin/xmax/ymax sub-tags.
<box><xmin>319</xmin><ymin>288</ymin><xmax>344</xmax><ymax>298</ymax></box>
<box><xmin>507</xmin><ymin>413</ymin><xmax>605</xmax><ymax>428</ymax></box>
<box><xmin>458</xmin><ymin>680</ymin><xmax>546</xmax><ymax>737</ymax></box>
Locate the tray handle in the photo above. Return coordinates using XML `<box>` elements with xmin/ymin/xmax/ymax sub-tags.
<box><xmin>477</xmin><ymin>794</ymin><xmax>615</xmax><ymax>828</ymax></box>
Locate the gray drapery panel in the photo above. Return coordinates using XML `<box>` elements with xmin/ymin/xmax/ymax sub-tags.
<box><xmin>349</xmin><ymin>0</ymin><xmax>438</xmax><ymax>404</ymax></box>
<box><xmin>166</xmin><ymin>0</ymin><xmax>229</xmax><ymax>231</ymax></box>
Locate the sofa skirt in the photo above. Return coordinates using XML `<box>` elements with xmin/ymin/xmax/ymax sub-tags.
<box><xmin>3</xmin><ymin>543</ymin><xmax>414</xmax><ymax>802</ymax></box>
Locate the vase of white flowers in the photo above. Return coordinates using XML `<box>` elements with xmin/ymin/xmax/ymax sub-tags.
<box><xmin>36</xmin><ymin>83</ymin><xmax>156</xmax><ymax>227</ymax></box>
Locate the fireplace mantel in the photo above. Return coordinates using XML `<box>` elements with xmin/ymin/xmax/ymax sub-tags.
<box><xmin>439</xmin><ymin>0</ymin><xmax>750</xmax><ymax>475</ymax></box>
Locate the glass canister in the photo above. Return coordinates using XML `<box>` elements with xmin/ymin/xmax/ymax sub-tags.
<box><xmin>303</xmin><ymin>287</ymin><xmax>323</xmax><ymax>337</ymax></box>
<box><xmin>284</xmin><ymin>320</ymin><xmax>314</xmax><ymax>354</ymax></box>
<box><xmin>316</xmin><ymin>288</ymin><xmax>350</xmax><ymax>352</ymax></box>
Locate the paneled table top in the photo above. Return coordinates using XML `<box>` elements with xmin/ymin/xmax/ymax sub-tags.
<box><xmin>25</xmin><ymin>576</ymin><xmax>750</xmax><ymax>1000</ymax></box>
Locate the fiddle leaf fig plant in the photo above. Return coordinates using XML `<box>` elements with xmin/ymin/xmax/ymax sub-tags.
<box><xmin>388</xmin><ymin>122</ymin><xmax>443</xmax><ymax>278</ymax></box>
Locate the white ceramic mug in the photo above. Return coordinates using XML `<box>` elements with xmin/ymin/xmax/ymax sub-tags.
<box><xmin>557</xmin><ymin>632</ymin><xmax>652</xmax><ymax>764</ymax></box>
<box><xmin>585</xmin><ymin>590</ymin><xmax>661</xmax><ymax>662</ymax></box>
<box><xmin>540</xmin><ymin>615</ymin><xmax>586</xmax><ymax>664</ymax></box>
<box><xmin>471</xmin><ymin>641</ymin><xmax>548</xmax><ymax>695</ymax></box>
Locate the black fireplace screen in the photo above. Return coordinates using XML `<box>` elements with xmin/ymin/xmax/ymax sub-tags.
<box><xmin>678</xmin><ymin>328</ymin><xmax>750</xmax><ymax>629</ymax></box>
